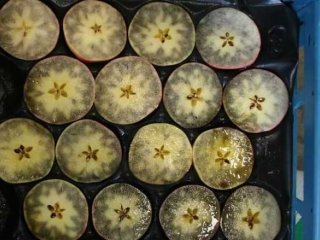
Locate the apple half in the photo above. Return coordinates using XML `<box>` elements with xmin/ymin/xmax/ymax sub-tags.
<box><xmin>129</xmin><ymin>2</ymin><xmax>195</xmax><ymax>66</ymax></box>
<box><xmin>0</xmin><ymin>118</ymin><xmax>54</xmax><ymax>184</ymax></box>
<box><xmin>221</xmin><ymin>185</ymin><xmax>281</xmax><ymax>240</ymax></box>
<box><xmin>196</xmin><ymin>7</ymin><xmax>261</xmax><ymax>69</ymax></box>
<box><xmin>129</xmin><ymin>123</ymin><xmax>192</xmax><ymax>185</ymax></box>
<box><xmin>193</xmin><ymin>127</ymin><xmax>254</xmax><ymax>190</ymax></box>
<box><xmin>159</xmin><ymin>185</ymin><xmax>220</xmax><ymax>240</ymax></box>
<box><xmin>163</xmin><ymin>62</ymin><xmax>222</xmax><ymax>128</ymax></box>
<box><xmin>24</xmin><ymin>56</ymin><xmax>95</xmax><ymax>125</ymax></box>
<box><xmin>95</xmin><ymin>56</ymin><xmax>162</xmax><ymax>125</ymax></box>
<box><xmin>0</xmin><ymin>0</ymin><xmax>59</xmax><ymax>60</ymax></box>
<box><xmin>63</xmin><ymin>0</ymin><xmax>126</xmax><ymax>62</ymax></box>
<box><xmin>223</xmin><ymin>69</ymin><xmax>289</xmax><ymax>133</ymax></box>
<box><xmin>56</xmin><ymin>119</ymin><xmax>122</xmax><ymax>183</ymax></box>
<box><xmin>92</xmin><ymin>183</ymin><xmax>152</xmax><ymax>240</ymax></box>
<box><xmin>23</xmin><ymin>179</ymin><xmax>88</xmax><ymax>240</ymax></box>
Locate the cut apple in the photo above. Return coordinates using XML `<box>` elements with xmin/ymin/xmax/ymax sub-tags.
<box><xmin>159</xmin><ymin>185</ymin><xmax>220</xmax><ymax>240</ymax></box>
<box><xmin>0</xmin><ymin>118</ymin><xmax>54</xmax><ymax>184</ymax></box>
<box><xmin>163</xmin><ymin>62</ymin><xmax>222</xmax><ymax>128</ymax></box>
<box><xmin>128</xmin><ymin>2</ymin><xmax>195</xmax><ymax>66</ymax></box>
<box><xmin>95</xmin><ymin>56</ymin><xmax>162</xmax><ymax>125</ymax></box>
<box><xmin>129</xmin><ymin>123</ymin><xmax>192</xmax><ymax>185</ymax></box>
<box><xmin>193</xmin><ymin>127</ymin><xmax>254</xmax><ymax>190</ymax></box>
<box><xmin>92</xmin><ymin>183</ymin><xmax>152</xmax><ymax>240</ymax></box>
<box><xmin>196</xmin><ymin>7</ymin><xmax>261</xmax><ymax>69</ymax></box>
<box><xmin>56</xmin><ymin>119</ymin><xmax>122</xmax><ymax>183</ymax></box>
<box><xmin>223</xmin><ymin>69</ymin><xmax>289</xmax><ymax>133</ymax></box>
<box><xmin>23</xmin><ymin>179</ymin><xmax>88</xmax><ymax>240</ymax></box>
<box><xmin>63</xmin><ymin>0</ymin><xmax>126</xmax><ymax>62</ymax></box>
<box><xmin>221</xmin><ymin>185</ymin><xmax>281</xmax><ymax>240</ymax></box>
<box><xmin>0</xmin><ymin>0</ymin><xmax>59</xmax><ymax>60</ymax></box>
<box><xmin>24</xmin><ymin>56</ymin><xmax>95</xmax><ymax>125</ymax></box>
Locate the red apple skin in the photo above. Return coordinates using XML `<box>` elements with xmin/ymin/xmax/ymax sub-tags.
<box><xmin>200</xmin><ymin>37</ymin><xmax>261</xmax><ymax>70</ymax></box>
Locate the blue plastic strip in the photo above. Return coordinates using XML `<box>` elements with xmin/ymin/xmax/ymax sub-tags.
<box><xmin>313</xmin><ymin>1</ymin><xmax>320</xmax><ymax>238</ymax></box>
<box><xmin>292</xmin><ymin>0</ymin><xmax>320</xmax><ymax>239</ymax></box>
<box><xmin>292</xmin><ymin>0</ymin><xmax>316</xmax><ymax>10</ymax></box>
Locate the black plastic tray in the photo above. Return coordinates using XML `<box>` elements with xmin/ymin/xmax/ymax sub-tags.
<box><xmin>0</xmin><ymin>0</ymin><xmax>298</xmax><ymax>239</ymax></box>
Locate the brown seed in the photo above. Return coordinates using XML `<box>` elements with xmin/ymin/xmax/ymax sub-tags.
<box><xmin>257</xmin><ymin>104</ymin><xmax>262</xmax><ymax>111</ymax></box>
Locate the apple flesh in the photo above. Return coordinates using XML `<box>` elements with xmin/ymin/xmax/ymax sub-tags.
<box><xmin>0</xmin><ymin>0</ymin><xmax>59</xmax><ymax>60</ymax></box>
<box><xmin>63</xmin><ymin>0</ymin><xmax>127</xmax><ymax>62</ymax></box>
<box><xmin>223</xmin><ymin>69</ymin><xmax>289</xmax><ymax>133</ymax></box>
<box><xmin>129</xmin><ymin>2</ymin><xmax>195</xmax><ymax>66</ymax></box>
<box><xmin>196</xmin><ymin>7</ymin><xmax>261</xmax><ymax>69</ymax></box>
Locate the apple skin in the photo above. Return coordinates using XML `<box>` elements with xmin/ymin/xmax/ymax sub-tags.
<box><xmin>198</xmin><ymin>36</ymin><xmax>261</xmax><ymax>70</ymax></box>
<box><xmin>204</xmin><ymin>46</ymin><xmax>260</xmax><ymax>70</ymax></box>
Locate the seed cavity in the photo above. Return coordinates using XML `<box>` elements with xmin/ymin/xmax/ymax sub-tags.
<box><xmin>16</xmin><ymin>20</ymin><xmax>32</xmax><ymax>37</ymax></box>
<box><xmin>48</xmin><ymin>82</ymin><xmax>68</xmax><ymax>100</ymax></box>
<box><xmin>220</xmin><ymin>32</ymin><xmax>234</xmax><ymax>47</ymax></box>
<box><xmin>114</xmin><ymin>204</ymin><xmax>131</xmax><ymax>222</ymax></box>
<box><xmin>81</xmin><ymin>145</ymin><xmax>99</xmax><ymax>161</ymax></box>
<box><xmin>186</xmin><ymin>88</ymin><xmax>202</xmax><ymax>107</ymax></box>
<box><xmin>249</xmin><ymin>95</ymin><xmax>265</xmax><ymax>111</ymax></box>
<box><xmin>47</xmin><ymin>202</ymin><xmax>65</xmax><ymax>219</ymax></box>
<box><xmin>14</xmin><ymin>145</ymin><xmax>33</xmax><ymax>160</ymax></box>
<box><xmin>120</xmin><ymin>85</ymin><xmax>136</xmax><ymax>99</ymax></box>
<box><xmin>182</xmin><ymin>208</ymin><xmax>199</xmax><ymax>224</ymax></box>
<box><xmin>215</xmin><ymin>150</ymin><xmax>231</xmax><ymax>166</ymax></box>
<box><xmin>242</xmin><ymin>208</ymin><xmax>260</xmax><ymax>230</ymax></box>
<box><xmin>154</xmin><ymin>145</ymin><xmax>170</xmax><ymax>159</ymax></box>
<box><xmin>91</xmin><ymin>23</ymin><xmax>102</xmax><ymax>34</ymax></box>
<box><xmin>154</xmin><ymin>28</ymin><xmax>172</xmax><ymax>43</ymax></box>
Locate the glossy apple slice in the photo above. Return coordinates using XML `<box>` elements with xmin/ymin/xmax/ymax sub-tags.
<box><xmin>163</xmin><ymin>62</ymin><xmax>222</xmax><ymax>128</ymax></box>
<box><xmin>129</xmin><ymin>2</ymin><xmax>195</xmax><ymax>66</ymax></box>
<box><xmin>221</xmin><ymin>185</ymin><xmax>281</xmax><ymax>240</ymax></box>
<box><xmin>0</xmin><ymin>118</ymin><xmax>54</xmax><ymax>184</ymax></box>
<box><xmin>56</xmin><ymin>119</ymin><xmax>122</xmax><ymax>183</ymax></box>
<box><xmin>24</xmin><ymin>179</ymin><xmax>88</xmax><ymax>240</ymax></box>
<box><xmin>63</xmin><ymin>0</ymin><xmax>126</xmax><ymax>62</ymax></box>
<box><xmin>159</xmin><ymin>185</ymin><xmax>220</xmax><ymax>240</ymax></box>
<box><xmin>193</xmin><ymin>127</ymin><xmax>254</xmax><ymax>190</ymax></box>
<box><xmin>24</xmin><ymin>56</ymin><xmax>95</xmax><ymax>125</ymax></box>
<box><xmin>196</xmin><ymin>7</ymin><xmax>261</xmax><ymax>69</ymax></box>
<box><xmin>0</xmin><ymin>0</ymin><xmax>59</xmax><ymax>60</ymax></box>
<box><xmin>95</xmin><ymin>56</ymin><xmax>162</xmax><ymax>125</ymax></box>
<box><xmin>92</xmin><ymin>183</ymin><xmax>152</xmax><ymax>240</ymax></box>
<box><xmin>129</xmin><ymin>123</ymin><xmax>192</xmax><ymax>185</ymax></box>
<box><xmin>223</xmin><ymin>69</ymin><xmax>289</xmax><ymax>133</ymax></box>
